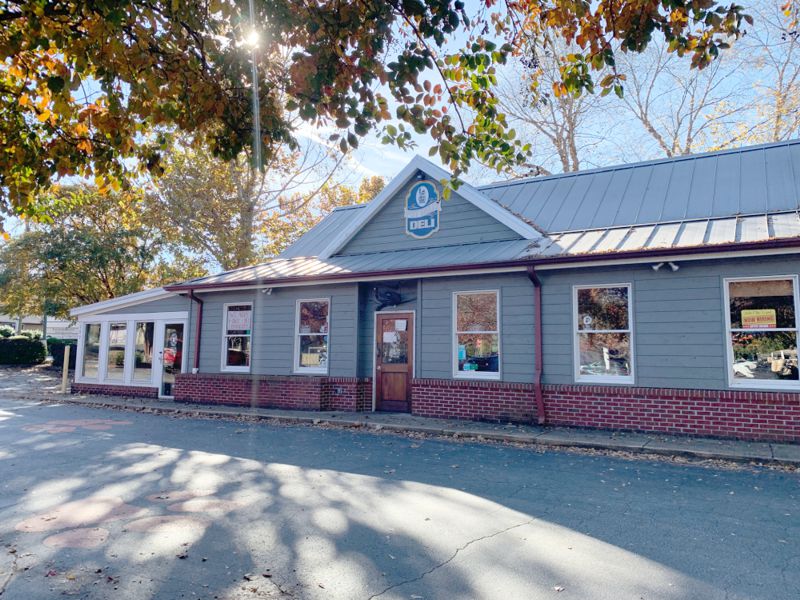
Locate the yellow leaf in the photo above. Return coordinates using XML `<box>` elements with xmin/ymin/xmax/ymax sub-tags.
<box><xmin>18</xmin><ymin>94</ymin><xmax>30</xmax><ymax>107</ymax></box>
<box><xmin>37</xmin><ymin>110</ymin><xmax>51</xmax><ymax>122</ymax></box>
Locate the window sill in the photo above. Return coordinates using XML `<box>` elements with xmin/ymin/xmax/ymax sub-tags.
<box><xmin>293</xmin><ymin>368</ymin><xmax>329</xmax><ymax>376</ymax></box>
<box><xmin>453</xmin><ymin>372</ymin><xmax>502</xmax><ymax>381</ymax></box>
<box><xmin>729</xmin><ymin>379</ymin><xmax>800</xmax><ymax>391</ymax></box>
<box><xmin>221</xmin><ymin>366</ymin><xmax>251</xmax><ymax>374</ymax></box>
<box><xmin>575</xmin><ymin>375</ymin><xmax>635</xmax><ymax>385</ymax></box>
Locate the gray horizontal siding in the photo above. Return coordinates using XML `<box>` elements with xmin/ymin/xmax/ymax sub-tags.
<box><xmin>190</xmin><ymin>285</ymin><xmax>358</xmax><ymax>377</ymax></box>
<box><xmin>339</xmin><ymin>180</ymin><xmax>522</xmax><ymax>256</ymax></box>
<box><xmin>540</xmin><ymin>254</ymin><xmax>800</xmax><ymax>391</ymax></box>
<box><xmin>357</xmin><ymin>280</ymin><xmax>418</xmax><ymax>378</ymax></box>
<box><xmin>96</xmin><ymin>294</ymin><xmax>189</xmax><ymax>315</ymax></box>
<box><xmin>418</xmin><ymin>273</ymin><xmax>535</xmax><ymax>383</ymax></box>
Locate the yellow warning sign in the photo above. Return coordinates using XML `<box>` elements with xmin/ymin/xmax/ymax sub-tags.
<box><xmin>741</xmin><ymin>309</ymin><xmax>777</xmax><ymax>329</ymax></box>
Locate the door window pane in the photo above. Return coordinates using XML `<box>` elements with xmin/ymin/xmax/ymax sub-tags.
<box><xmin>133</xmin><ymin>322</ymin><xmax>155</xmax><ymax>383</ymax></box>
<box><xmin>296</xmin><ymin>300</ymin><xmax>329</xmax><ymax>372</ymax></box>
<box><xmin>106</xmin><ymin>323</ymin><xmax>127</xmax><ymax>381</ymax></box>
<box><xmin>161</xmin><ymin>323</ymin><xmax>184</xmax><ymax>396</ymax></box>
<box><xmin>454</xmin><ymin>292</ymin><xmax>500</xmax><ymax>376</ymax></box>
<box><xmin>727</xmin><ymin>278</ymin><xmax>799</xmax><ymax>386</ymax></box>
<box><xmin>575</xmin><ymin>285</ymin><xmax>633</xmax><ymax>381</ymax></box>
<box><xmin>380</xmin><ymin>319</ymin><xmax>409</xmax><ymax>364</ymax></box>
<box><xmin>82</xmin><ymin>324</ymin><xmax>101</xmax><ymax>379</ymax></box>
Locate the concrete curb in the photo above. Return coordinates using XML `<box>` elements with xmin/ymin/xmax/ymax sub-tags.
<box><xmin>43</xmin><ymin>395</ymin><xmax>800</xmax><ymax>468</ymax></box>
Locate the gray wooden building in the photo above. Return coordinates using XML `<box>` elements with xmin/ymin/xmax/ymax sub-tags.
<box><xmin>70</xmin><ymin>141</ymin><xmax>800</xmax><ymax>441</ymax></box>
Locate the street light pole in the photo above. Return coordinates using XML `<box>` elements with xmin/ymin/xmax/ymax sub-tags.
<box><xmin>248</xmin><ymin>0</ymin><xmax>262</xmax><ymax>171</ymax></box>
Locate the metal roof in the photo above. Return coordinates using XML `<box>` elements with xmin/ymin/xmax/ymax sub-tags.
<box><xmin>479</xmin><ymin>140</ymin><xmax>800</xmax><ymax>233</ymax></box>
<box><xmin>279</xmin><ymin>204</ymin><xmax>367</xmax><ymax>259</ymax></box>
<box><xmin>171</xmin><ymin>210</ymin><xmax>800</xmax><ymax>289</ymax></box>
<box><xmin>162</xmin><ymin>141</ymin><xmax>800</xmax><ymax>290</ymax></box>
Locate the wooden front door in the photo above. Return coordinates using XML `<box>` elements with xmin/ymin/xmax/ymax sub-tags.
<box><xmin>375</xmin><ymin>312</ymin><xmax>413</xmax><ymax>412</ymax></box>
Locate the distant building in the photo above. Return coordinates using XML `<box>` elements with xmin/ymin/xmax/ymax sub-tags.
<box><xmin>0</xmin><ymin>314</ymin><xmax>79</xmax><ymax>339</ymax></box>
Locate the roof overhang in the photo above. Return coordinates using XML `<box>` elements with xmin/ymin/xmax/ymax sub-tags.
<box><xmin>69</xmin><ymin>288</ymin><xmax>173</xmax><ymax>318</ymax></box>
<box><xmin>316</xmin><ymin>155</ymin><xmax>543</xmax><ymax>259</ymax></box>
<box><xmin>165</xmin><ymin>238</ymin><xmax>800</xmax><ymax>293</ymax></box>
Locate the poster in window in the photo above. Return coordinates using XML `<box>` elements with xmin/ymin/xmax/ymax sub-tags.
<box><xmin>741</xmin><ymin>309</ymin><xmax>777</xmax><ymax>329</ymax></box>
<box><xmin>227</xmin><ymin>307</ymin><xmax>252</xmax><ymax>333</ymax></box>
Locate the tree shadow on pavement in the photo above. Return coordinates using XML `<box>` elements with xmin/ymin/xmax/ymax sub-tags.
<box><xmin>0</xmin><ymin>399</ymin><xmax>798</xmax><ymax>599</ymax></box>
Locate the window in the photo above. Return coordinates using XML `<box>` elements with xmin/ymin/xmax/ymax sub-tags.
<box><xmin>106</xmin><ymin>323</ymin><xmax>127</xmax><ymax>381</ymax></box>
<box><xmin>295</xmin><ymin>299</ymin><xmax>329</xmax><ymax>373</ymax></box>
<box><xmin>726</xmin><ymin>277</ymin><xmax>799</xmax><ymax>387</ymax></box>
<box><xmin>133</xmin><ymin>322</ymin><xmax>155</xmax><ymax>383</ymax></box>
<box><xmin>82</xmin><ymin>323</ymin><xmax>101</xmax><ymax>379</ymax></box>
<box><xmin>453</xmin><ymin>291</ymin><xmax>500</xmax><ymax>378</ymax></box>
<box><xmin>223</xmin><ymin>304</ymin><xmax>252</xmax><ymax>371</ymax></box>
<box><xmin>574</xmin><ymin>285</ymin><xmax>633</xmax><ymax>383</ymax></box>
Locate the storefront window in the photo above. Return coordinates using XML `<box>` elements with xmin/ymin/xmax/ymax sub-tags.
<box><xmin>133</xmin><ymin>322</ymin><xmax>155</xmax><ymax>383</ymax></box>
<box><xmin>727</xmin><ymin>278</ymin><xmax>799</xmax><ymax>385</ymax></box>
<box><xmin>106</xmin><ymin>323</ymin><xmax>127</xmax><ymax>381</ymax></box>
<box><xmin>295</xmin><ymin>300</ymin><xmax>329</xmax><ymax>372</ymax></box>
<box><xmin>575</xmin><ymin>285</ymin><xmax>633</xmax><ymax>382</ymax></box>
<box><xmin>454</xmin><ymin>291</ymin><xmax>500</xmax><ymax>378</ymax></box>
<box><xmin>82</xmin><ymin>323</ymin><xmax>101</xmax><ymax>379</ymax></box>
<box><xmin>223</xmin><ymin>304</ymin><xmax>252</xmax><ymax>371</ymax></box>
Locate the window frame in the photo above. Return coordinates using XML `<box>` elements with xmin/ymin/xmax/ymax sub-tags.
<box><xmin>220</xmin><ymin>302</ymin><xmax>253</xmax><ymax>374</ymax></box>
<box><xmin>74</xmin><ymin>312</ymin><xmax>187</xmax><ymax>388</ymax></box>
<box><xmin>451</xmin><ymin>289</ymin><xmax>502</xmax><ymax>381</ymax></box>
<box><xmin>78</xmin><ymin>322</ymin><xmax>103</xmax><ymax>381</ymax></box>
<box><xmin>293</xmin><ymin>298</ymin><xmax>331</xmax><ymax>375</ymax></box>
<box><xmin>104</xmin><ymin>321</ymin><xmax>128</xmax><ymax>382</ymax></box>
<box><xmin>572</xmin><ymin>283</ymin><xmax>635</xmax><ymax>385</ymax></box>
<box><xmin>723</xmin><ymin>274</ymin><xmax>800</xmax><ymax>390</ymax></box>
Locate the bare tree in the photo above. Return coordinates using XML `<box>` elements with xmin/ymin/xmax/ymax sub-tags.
<box><xmin>741</xmin><ymin>0</ymin><xmax>800</xmax><ymax>142</ymax></box>
<box><xmin>496</xmin><ymin>40</ymin><xmax>614</xmax><ymax>175</ymax></box>
<box><xmin>617</xmin><ymin>42</ymin><xmax>752</xmax><ymax>157</ymax></box>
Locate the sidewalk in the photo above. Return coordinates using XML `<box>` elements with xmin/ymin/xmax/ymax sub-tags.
<box><xmin>51</xmin><ymin>392</ymin><xmax>800</xmax><ymax>467</ymax></box>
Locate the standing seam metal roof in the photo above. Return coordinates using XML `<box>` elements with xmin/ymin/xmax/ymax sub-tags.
<box><xmin>479</xmin><ymin>140</ymin><xmax>800</xmax><ymax>232</ymax></box>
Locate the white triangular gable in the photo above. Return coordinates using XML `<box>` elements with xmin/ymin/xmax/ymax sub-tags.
<box><xmin>317</xmin><ymin>156</ymin><xmax>542</xmax><ymax>259</ymax></box>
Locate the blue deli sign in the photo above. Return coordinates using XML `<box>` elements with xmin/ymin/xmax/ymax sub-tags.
<box><xmin>404</xmin><ymin>180</ymin><xmax>440</xmax><ymax>239</ymax></box>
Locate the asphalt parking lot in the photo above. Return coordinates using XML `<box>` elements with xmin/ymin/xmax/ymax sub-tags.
<box><xmin>0</xmin><ymin>397</ymin><xmax>798</xmax><ymax>599</ymax></box>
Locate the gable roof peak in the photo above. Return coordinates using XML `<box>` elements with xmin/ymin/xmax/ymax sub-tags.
<box><xmin>316</xmin><ymin>155</ymin><xmax>543</xmax><ymax>259</ymax></box>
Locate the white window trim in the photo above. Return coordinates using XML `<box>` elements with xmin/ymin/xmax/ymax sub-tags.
<box><xmin>104</xmin><ymin>321</ymin><xmax>128</xmax><ymax>383</ymax></box>
<box><xmin>221</xmin><ymin>302</ymin><xmax>253</xmax><ymax>374</ymax></box>
<box><xmin>573</xmin><ymin>283</ymin><xmax>635</xmax><ymax>385</ymax></box>
<box><xmin>723</xmin><ymin>274</ymin><xmax>800</xmax><ymax>390</ymax></box>
<box><xmin>452</xmin><ymin>290</ymin><xmax>502</xmax><ymax>381</ymax></box>
<box><xmin>74</xmin><ymin>315</ymin><xmax>189</xmax><ymax>389</ymax></box>
<box><xmin>76</xmin><ymin>322</ymin><xmax>102</xmax><ymax>382</ymax></box>
<box><xmin>293</xmin><ymin>298</ymin><xmax>331</xmax><ymax>375</ymax></box>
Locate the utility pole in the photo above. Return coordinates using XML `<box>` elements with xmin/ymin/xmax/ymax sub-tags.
<box><xmin>248</xmin><ymin>0</ymin><xmax>262</xmax><ymax>171</ymax></box>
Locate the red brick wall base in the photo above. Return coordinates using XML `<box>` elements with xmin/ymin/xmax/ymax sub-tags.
<box><xmin>71</xmin><ymin>382</ymin><xmax>159</xmax><ymax>399</ymax></box>
<box><xmin>411</xmin><ymin>378</ymin><xmax>535</xmax><ymax>422</ymax></box>
<box><xmin>409</xmin><ymin>378</ymin><xmax>800</xmax><ymax>441</ymax></box>
<box><xmin>173</xmin><ymin>373</ymin><xmax>372</xmax><ymax>412</ymax></box>
<box><xmin>542</xmin><ymin>384</ymin><xmax>800</xmax><ymax>442</ymax></box>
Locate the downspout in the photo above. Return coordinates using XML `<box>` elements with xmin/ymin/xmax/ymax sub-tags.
<box><xmin>189</xmin><ymin>290</ymin><xmax>203</xmax><ymax>373</ymax></box>
<box><xmin>526</xmin><ymin>265</ymin><xmax>546</xmax><ymax>425</ymax></box>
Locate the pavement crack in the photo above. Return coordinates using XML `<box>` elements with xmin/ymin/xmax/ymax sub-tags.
<box><xmin>0</xmin><ymin>551</ymin><xmax>19</xmax><ymax>597</ymax></box>
<box><xmin>367</xmin><ymin>519</ymin><xmax>533</xmax><ymax>599</ymax></box>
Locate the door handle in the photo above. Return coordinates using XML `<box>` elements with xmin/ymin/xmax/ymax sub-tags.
<box><xmin>377</xmin><ymin>365</ymin><xmax>381</xmax><ymax>370</ymax></box>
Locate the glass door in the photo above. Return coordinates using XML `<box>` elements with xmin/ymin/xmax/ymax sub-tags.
<box><xmin>159</xmin><ymin>323</ymin><xmax>185</xmax><ymax>398</ymax></box>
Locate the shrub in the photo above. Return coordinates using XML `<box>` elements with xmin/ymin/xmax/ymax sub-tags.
<box><xmin>19</xmin><ymin>329</ymin><xmax>43</xmax><ymax>341</ymax></box>
<box><xmin>0</xmin><ymin>325</ymin><xmax>14</xmax><ymax>338</ymax></box>
<box><xmin>0</xmin><ymin>336</ymin><xmax>46</xmax><ymax>365</ymax></box>
<box><xmin>48</xmin><ymin>338</ymin><xmax>78</xmax><ymax>369</ymax></box>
